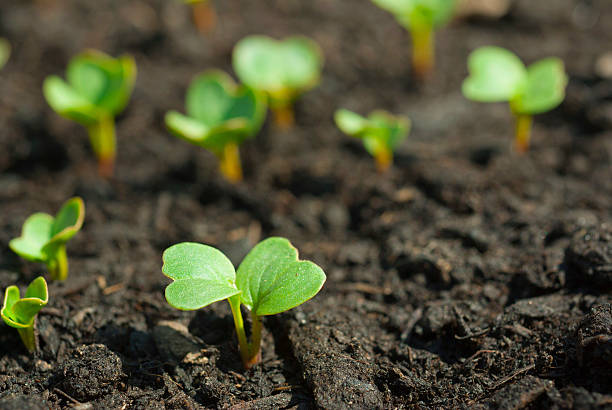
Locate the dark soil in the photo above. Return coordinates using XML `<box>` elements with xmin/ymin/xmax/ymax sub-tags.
<box><xmin>1</xmin><ymin>0</ymin><xmax>611</xmax><ymax>408</ymax></box>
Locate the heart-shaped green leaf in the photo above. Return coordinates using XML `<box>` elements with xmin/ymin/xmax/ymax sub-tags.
<box><xmin>462</xmin><ymin>46</ymin><xmax>527</xmax><ymax>103</ymax></box>
<box><xmin>162</xmin><ymin>242</ymin><xmax>241</xmax><ymax>311</ymax></box>
<box><xmin>9</xmin><ymin>197</ymin><xmax>85</xmax><ymax>263</ymax></box>
<box><xmin>44</xmin><ymin>50</ymin><xmax>136</xmax><ymax>126</ymax></box>
<box><xmin>236</xmin><ymin>237</ymin><xmax>326</xmax><ymax>316</ymax></box>
<box><xmin>371</xmin><ymin>0</ymin><xmax>456</xmax><ymax>29</ymax></box>
<box><xmin>233</xmin><ymin>35</ymin><xmax>323</xmax><ymax>105</ymax></box>
<box><xmin>165</xmin><ymin>70</ymin><xmax>266</xmax><ymax>154</ymax></box>
<box><xmin>512</xmin><ymin>58</ymin><xmax>567</xmax><ymax>115</ymax></box>
<box><xmin>1</xmin><ymin>277</ymin><xmax>48</xmax><ymax>329</ymax></box>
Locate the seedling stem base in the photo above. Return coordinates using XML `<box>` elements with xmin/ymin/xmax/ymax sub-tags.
<box><xmin>513</xmin><ymin>113</ymin><xmax>532</xmax><ymax>153</ymax></box>
<box><xmin>17</xmin><ymin>325</ymin><xmax>37</xmax><ymax>353</ymax></box>
<box><xmin>228</xmin><ymin>296</ymin><xmax>262</xmax><ymax>369</ymax></box>
<box><xmin>219</xmin><ymin>143</ymin><xmax>243</xmax><ymax>183</ymax></box>
<box><xmin>47</xmin><ymin>244</ymin><xmax>68</xmax><ymax>281</ymax></box>
<box><xmin>191</xmin><ymin>0</ymin><xmax>216</xmax><ymax>34</ymax></box>
<box><xmin>375</xmin><ymin>148</ymin><xmax>392</xmax><ymax>173</ymax></box>
<box><xmin>272</xmin><ymin>105</ymin><xmax>295</xmax><ymax>130</ymax></box>
<box><xmin>411</xmin><ymin>27</ymin><xmax>434</xmax><ymax>80</ymax></box>
<box><xmin>88</xmin><ymin>116</ymin><xmax>116</xmax><ymax>178</ymax></box>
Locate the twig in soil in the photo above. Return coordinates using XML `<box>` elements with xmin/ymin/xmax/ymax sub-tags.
<box><xmin>400</xmin><ymin>307</ymin><xmax>423</xmax><ymax>344</ymax></box>
<box><xmin>53</xmin><ymin>387</ymin><xmax>82</xmax><ymax>405</ymax></box>
<box><xmin>336</xmin><ymin>282</ymin><xmax>392</xmax><ymax>295</ymax></box>
<box><xmin>462</xmin><ymin>349</ymin><xmax>500</xmax><ymax>367</ymax></box>
<box><xmin>273</xmin><ymin>384</ymin><xmax>294</xmax><ymax>392</ymax></box>
<box><xmin>488</xmin><ymin>363</ymin><xmax>536</xmax><ymax>391</ymax></box>
<box><xmin>455</xmin><ymin>327</ymin><xmax>490</xmax><ymax>340</ymax></box>
<box><xmin>102</xmin><ymin>282</ymin><xmax>125</xmax><ymax>295</ymax></box>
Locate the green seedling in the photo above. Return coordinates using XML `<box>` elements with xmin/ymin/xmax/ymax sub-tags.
<box><xmin>10</xmin><ymin>197</ymin><xmax>85</xmax><ymax>281</ymax></box>
<box><xmin>2</xmin><ymin>277</ymin><xmax>48</xmax><ymax>353</ymax></box>
<box><xmin>233</xmin><ymin>35</ymin><xmax>323</xmax><ymax>129</ymax></box>
<box><xmin>43</xmin><ymin>50</ymin><xmax>137</xmax><ymax>177</ymax></box>
<box><xmin>183</xmin><ymin>0</ymin><xmax>216</xmax><ymax>33</ymax></box>
<box><xmin>335</xmin><ymin>108</ymin><xmax>411</xmax><ymax>172</ymax></box>
<box><xmin>462</xmin><ymin>46</ymin><xmax>568</xmax><ymax>152</ymax></box>
<box><xmin>162</xmin><ymin>237</ymin><xmax>326</xmax><ymax>369</ymax></box>
<box><xmin>0</xmin><ymin>38</ymin><xmax>10</xmax><ymax>70</ymax></box>
<box><xmin>370</xmin><ymin>0</ymin><xmax>456</xmax><ymax>78</ymax></box>
<box><xmin>165</xmin><ymin>70</ymin><xmax>267</xmax><ymax>183</ymax></box>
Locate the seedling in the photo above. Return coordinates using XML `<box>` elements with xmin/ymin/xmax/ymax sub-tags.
<box><xmin>184</xmin><ymin>0</ymin><xmax>216</xmax><ymax>33</ymax></box>
<box><xmin>335</xmin><ymin>108</ymin><xmax>411</xmax><ymax>172</ymax></box>
<box><xmin>370</xmin><ymin>0</ymin><xmax>456</xmax><ymax>78</ymax></box>
<box><xmin>43</xmin><ymin>50</ymin><xmax>137</xmax><ymax>177</ymax></box>
<box><xmin>1</xmin><ymin>276</ymin><xmax>48</xmax><ymax>353</ymax></box>
<box><xmin>0</xmin><ymin>38</ymin><xmax>10</xmax><ymax>69</ymax></box>
<box><xmin>233</xmin><ymin>35</ymin><xmax>323</xmax><ymax>129</ymax></box>
<box><xmin>10</xmin><ymin>197</ymin><xmax>85</xmax><ymax>281</ymax></box>
<box><xmin>165</xmin><ymin>70</ymin><xmax>267</xmax><ymax>182</ymax></box>
<box><xmin>462</xmin><ymin>46</ymin><xmax>568</xmax><ymax>152</ymax></box>
<box><xmin>162</xmin><ymin>237</ymin><xmax>326</xmax><ymax>369</ymax></box>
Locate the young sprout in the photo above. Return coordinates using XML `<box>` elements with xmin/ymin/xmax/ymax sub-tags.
<box><xmin>165</xmin><ymin>70</ymin><xmax>267</xmax><ymax>183</ymax></box>
<box><xmin>335</xmin><ymin>108</ymin><xmax>411</xmax><ymax>172</ymax></box>
<box><xmin>162</xmin><ymin>237</ymin><xmax>326</xmax><ymax>369</ymax></box>
<box><xmin>370</xmin><ymin>0</ymin><xmax>456</xmax><ymax>78</ymax></box>
<box><xmin>184</xmin><ymin>0</ymin><xmax>216</xmax><ymax>33</ymax></box>
<box><xmin>1</xmin><ymin>276</ymin><xmax>48</xmax><ymax>353</ymax></box>
<box><xmin>43</xmin><ymin>50</ymin><xmax>137</xmax><ymax>177</ymax></box>
<box><xmin>0</xmin><ymin>38</ymin><xmax>10</xmax><ymax>70</ymax></box>
<box><xmin>233</xmin><ymin>35</ymin><xmax>323</xmax><ymax>129</ymax></box>
<box><xmin>9</xmin><ymin>197</ymin><xmax>85</xmax><ymax>281</ymax></box>
<box><xmin>462</xmin><ymin>46</ymin><xmax>568</xmax><ymax>153</ymax></box>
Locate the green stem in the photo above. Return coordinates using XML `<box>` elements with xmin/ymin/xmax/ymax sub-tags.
<box><xmin>228</xmin><ymin>296</ymin><xmax>250</xmax><ymax>367</ymax></box>
<box><xmin>228</xmin><ymin>296</ymin><xmax>263</xmax><ymax>369</ymax></box>
<box><xmin>410</xmin><ymin>26</ymin><xmax>434</xmax><ymax>79</ymax></box>
<box><xmin>513</xmin><ymin>113</ymin><xmax>533</xmax><ymax>153</ymax></box>
<box><xmin>87</xmin><ymin>116</ymin><xmax>116</xmax><ymax>178</ymax></box>
<box><xmin>47</xmin><ymin>244</ymin><xmax>68</xmax><ymax>281</ymax></box>
<box><xmin>17</xmin><ymin>325</ymin><xmax>37</xmax><ymax>353</ymax></box>
<box><xmin>218</xmin><ymin>142</ymin><xmax>243</xmax><ymax>183</ymax></box>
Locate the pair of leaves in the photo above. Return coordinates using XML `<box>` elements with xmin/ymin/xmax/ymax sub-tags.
<box><xmin>163</xmin><ymin>237</ymin><xmax>326</xmax><ymax>317</ymax></box>
<box><xmin>2</xmin><ymin>277</ymin><xmax>48</xmax><ymax>329</ymax></box>
<box><xmin>462</xmin><ymin>46</ymin><xmax>568</xmax><ymax>115</ymax></box>
<box><xmin>233</xmin><ymin>36</ymin><xmax>323</xmax><ymax>106</ymax></box>
<box><xmin>43</xmin><ymin>50</ymin><xmax>136</xmax><ymax>126</ymax></box>
<box><xmin>165</xmin><ymin>70</ymin><xmax>267</xmax><ymax>154</ymax></box>
<box><xmin>335</xmin><ymin>109</ymin><xmax>411</xmax><ymax>157</ymax></box>
<box><xmin>371</xmin><ymin>0</ymin><xmax>456</xmax><ymax>31</ymax></box>
<box><xmin>9</xmin><ymin>197</ymin><xmax>85</xmax><ymax>264</ymax></box>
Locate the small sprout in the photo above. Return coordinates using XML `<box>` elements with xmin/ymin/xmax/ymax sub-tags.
<box><xmin>183</xmin><ymin>0</ymin><xmax>216</xmax><ymax>33</ymax></box>
<box><xmin>370</xmin><ymin>0</ymin><xmax>456</xmax><ymax>78</ymax></box>
<box><xmin>0</xmin><ymin>38</ymin><xmax>10</xmax><ymax>70</ymax></box>
<box><xmin>10</xmin><ymin>197</ymin><xmax>85</xmax><ymax>281</ymax></box>
<box><xmin>165</xmin><ymin>70</ymin><xmax>267</xmax><ymax>183</ymax></box>
<box><xmin>1</xmin><ymin>276</ymin><xmax>48</xmax><ymax>353</ymax></box>
<box><xmin>43</xmin><ymin>50</ymin><xmax>137</xmax><ymax>177</ymax></box>
<box><xmin>233</xmin><ymin>35</ymin><xmax>323</xmax><ymax>129</ymax></box>
<box><xmin>462</xmin><ymin>46</ymin><xmax>568</xmax><ymax>152</ymax></box>
<box><xmin>162</xmin><ymin>237</ymin><xmax>326</xmax><ymax>369</ymax></box>
<box><xmin>335</xmin><ymin>108</ymin><xmax>411</xmax><ymax>172</ymax></box>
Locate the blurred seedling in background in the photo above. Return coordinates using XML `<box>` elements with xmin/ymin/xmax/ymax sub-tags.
<box><xmin>43</xmin><ymin>50</ymin><xmax>137</xmax><ymax>177</ymax></box>
<box><xmin>184</xmin><ymin>0</ymin><xmax>216</xmax><ymax>33</ymax></box>
<box><xmin>462</xmin><ymin>46</ymin><xmax>567</xmax><ymax>153</ymax></box>
<box><xmin>165</xmin><ymin>70</ymin><xmax>267</xmax><ymax>183</ymax></box>
<box><xmin>233</xmin><ymin>35</ymin><xmax>323</xmax><ymax>129</ymax></box>
<box><xmin>0</xmin><ymin>38</ymin><xmax>10</xmax><ymax>69</ymax></box>
<box><xmin>163</xmin><ymin>237</ymin><xmax>326</xmax><ymax>369</ymax></box>
<box><xmin>335</xmin><ymin>108</ymin><xmax>411</xmax><ymax>172</ymax></box>
<box><xmin>1</xmin><ymin>277</ymin><xmax>48</xmax><ymax>353</ymax></box>
<box><xmin>10</xmin><ymin>197</ymin><xmax>85</xmax><ymax>281</ymax></box>
<box><xmin>370</xmin><ymin>0</ymin><xmax>456</xmax><ymax>79</ymax></box>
